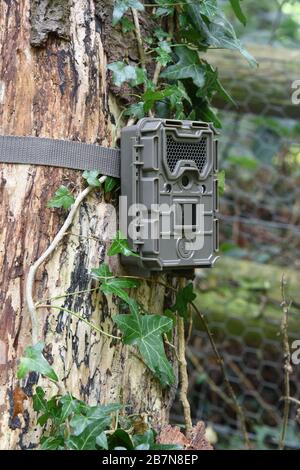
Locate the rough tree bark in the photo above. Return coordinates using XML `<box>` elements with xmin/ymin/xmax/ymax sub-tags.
<box><xmin>0</xmin><ymin>1</ymin><xmax>177</xmax><ymax>449</ymax></box>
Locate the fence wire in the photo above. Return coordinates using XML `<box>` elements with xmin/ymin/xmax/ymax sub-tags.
<box><xmin>171</xmin><ymin>1</ymin><xmax>300</xmax><ymax>448</ymax></box>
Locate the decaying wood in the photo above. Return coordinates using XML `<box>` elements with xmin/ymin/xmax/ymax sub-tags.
<box><xmin>207</xmin><ymin>45</ymin><xmax>300</xmax><ymax>119</ymax></box>
<box><xmin>0</xmin><ymin>0</ymin><xmax>176</xmax><ymax>449</ymax></box>
<box><xmin>156</xmin><ymin>421</ymin><xmax>213</xmax><ymax>450</ymax></box>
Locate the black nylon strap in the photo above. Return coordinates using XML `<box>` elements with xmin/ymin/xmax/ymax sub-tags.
<box><xmin>0</xmin><ymin>135</ymin><xmax>120</xmax><ymax>178</ymax></box>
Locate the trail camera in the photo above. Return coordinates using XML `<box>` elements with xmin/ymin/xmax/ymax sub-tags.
<box><xmin>120</xmin><ymin>118</ymin><xmax>219</xmax><ymax>274</ymax></box>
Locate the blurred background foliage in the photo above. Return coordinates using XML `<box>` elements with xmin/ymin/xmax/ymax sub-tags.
<box><xmin>172</xmin><ymin>0</ymin><xmax>300</xmax><ymax>450</ymax></box>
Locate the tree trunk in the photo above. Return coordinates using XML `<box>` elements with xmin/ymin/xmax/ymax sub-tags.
<box><xmin>0</xmin><ymin>1</ymin><xmax>176</xmax><ymax>449</ymax></box>
<box><xmin>207</xmin><ymin>45</ymin><xmax>300</xmax><ymax>119</ymax></box>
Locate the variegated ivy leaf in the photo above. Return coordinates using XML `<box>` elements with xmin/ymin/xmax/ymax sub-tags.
<box><xmin>17</xmin><ymin>342</ymin><xmax>58</xmax><ymax>382</ymax></box>
<box><xmin>114</xmin><ymin>310</ymin><xmax>175</xmax><ymax>387</ymax></box>
<box><xmin>107</xmin><ymin>62</ymin><xmax>146</xmax><ymax>87</ymax></box>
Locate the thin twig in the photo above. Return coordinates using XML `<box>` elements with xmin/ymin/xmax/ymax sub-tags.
<box><xmin>131</xmin><ymin>8</ymin><xmax>146</xmax><ymax>94</ymax></box>
<box><xmin>178</xmin><ymin>315</ymin><xmax>193</xmax><ymax>438</ymax></box>
<box><xmin>279</xmin><ymin>274</ymin><xmax>292</xmax><ymax>450</ymax></box>
<box><xmin>186</xmin><ymin>347</ymin><xmax>233</xmax><ymax>409</ymax></box>
<box><xmin>37</xmin><ymin>304</ymin><xmax>121</xmax><ymax>340</ymax></box>
<box><xmin>191</xmin><ymin>301</ymin><xmax>251</xmax><ymax>449</ymax></box>
<box><xmin>163</xmin><ymin>334</ymin><xmax>180</xmax><ymax>362</ymax></box>
<box><xmin>281</xmin><ymin>397</ymin><xmax>300</xmax><ymax>407</ymax></box>
<box><xmin>26</xmin><ymin>176</ymin><xmax>107</xmax><ymax>344</ymax></box>
<box><xmin>153</xmin><ymin>62</ymin><xmax>162</xmax><ymax>87</ymax></box>
<box><xmin>228</xmin><ymin>360</ymin><xmax>280</xmax><ymax>426</ymax></box>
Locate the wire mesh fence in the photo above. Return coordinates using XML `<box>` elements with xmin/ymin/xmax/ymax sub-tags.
<box><xmin>171</xmin><ymin>1</ymin><xmax>300</xmax><ymax>449</ymax></box>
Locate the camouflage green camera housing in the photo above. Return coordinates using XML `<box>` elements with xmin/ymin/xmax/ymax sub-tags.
<box><xmin>120</xmin><ymin>118</ymin><xmax>219</xmax><ymax>274</ymax></box>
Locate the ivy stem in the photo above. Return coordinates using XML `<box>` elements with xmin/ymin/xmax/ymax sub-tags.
<box><xmin>177</xmin><ymin>278</ymin><xmax>193</xmax><ymax>438</ymax></box>
<box><xmin>278</xmin><ymin>274</ymin><xmax>292</xmax><ymax>450</ymax></box>
<box><xmin>131</xmin><ymin>8</ymin><xmax>146</xmax><ymax>92</ymax></box>
<box><xmin>37</xmin><ymin>304</ymin><xmax>121</xmax><ymax>340</ymax></box>
<box><xmin>131</xmin><ymin>7</ymin><xmax>154</xmax><ymax>116</ymax></box>
<box><xmin>36</xmin><ymin>287</ymin><xmax>100</xmax><ymax>305</ymax></box>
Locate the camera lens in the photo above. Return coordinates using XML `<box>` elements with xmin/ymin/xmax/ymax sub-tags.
<box><xmin>181</xmin><ymin>175</ymin><xmax>190</xmax><ymax>187</ymax></box>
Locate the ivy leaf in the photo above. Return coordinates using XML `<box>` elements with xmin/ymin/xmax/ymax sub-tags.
<box><xmin>121</xmin><ymin>17</ymin><xmax>135</xmax><ymax>33</ymax></box>
<box><xmin>91</xmin><ymin>263</ymin><xmax>113</xmax><ymax>282</ymax></box>
<box><xmin>70</xmin><ymin>404</ymin><xmax>121</xmax><ymax>436</ymax></box>
<box><xmin>114</xmin><ymin>310</ymin><xmax>175</xmax><ymax>387</ymax></box>
<box><xmin>108</xmin><ymin>230</ymin><xmax>139</xmax><ymax>257</ymax></box>
<box><xmin>17</xmin><ymin>342</ymin><xmax>58</xmax><ymax>382</ymax></box>
<box><xmin>108</xmin><ymin>429</ymin><xmax>134</xmax><ymax>450</ymax></box>
<box><xmin>154</xmin><ymin>0</ymin><xmax>174</xmax><ymax>17</ymax></box>
<box><xmin>100</xmin><ymin>278</ymin><xmax>139</xmax><ymax>305</ymax></box>
<box><xmin>171</xmin><ymin>283</ymin><xmax>196</xmax><ymax>320</ymax></box>
<box><xmin>102</xmin><ymin>278</ymin><xmax>140</xmax><ymax>290</ymax></box>
<box><xmin>47</xmin><ymin>185</ymin><xmax>75</xmax><ymax>210</ymax></box>
<box><xmin>104</xmin><ymin>176</ymin><xmax>119</xmax><ymax>193</ymax></box>
<box><xmin>142</xmin><ymin>88</ymin><xmax>174</xmax><ymax>113</ymax></box>
<box><xmin>161</xmin><ymin>47</ymin><xmax>205</xmax><ymax>88</ymax></box>
<box><xmin>40</xmin><ymin>436</ymin><xmax>64</xmax><ymax>450</ymax></box>
<box><xmin>186</xmin><ymin>5</ymin><xmax>256</xmax><ymax>66</ymax></box>
<box><xmin>167</xmin><ymin>82</ymin><xmax>192</xmax><ymax>117</ymax></box>
<box><xmin>155</xmin><ymin>41</ymin><xmax>172</xmax><ymax>66</ymax></box>
<box><xmin>96</xmin><ymin>432</ymin><xmax>109</xmax><ymax>450</ymax></box>
<box><xmin>112</xmin><ymin>0</ymin><xmax>144</xmax><ymax>26</ymax></box>
<box><xmin>199</xmin><ymin>0</ymin><xmax>218</xmax><ymax>19</ymax></box>
<box><xmin>124</xmin><ymin>102</ymin><xmax>145</xmax><ymax>119</ymax></box>
<box><xmin>67</xmin><ymin>418</ymin><xmax>111</xmax><ymax>450</ymax></box>
<box><xmin>229</xmin><ymin>0</ymin><xmax>247</xmax><ymax>26</ymax></box>
<box><xmin>196</xmin><ymin>63</ymin><xmax>235</xmax><ymax>106</ymax></box>
<box><xmin>199</xmin><ymin>104</ymin><xmax>222</xmax><ymax>128</ymax></box>
<box><xmin>82</xmin><ymin>170</ymin><xmax>101</xmax><ymax>188</ymax></box>
<box><xmin>32</xmin><ymin>386</ymin><xmax>49</xmax><ymax>415</ymax></box>
<box><xmin>163</xmin><ymin>309</ymin><xmax>177</xmax><ymax>341</ymax></box>
<box><xmin>59</xmin><ymin>394</ymin><xmax>82</xmax><ymax>422</ymax></box>
<box><xmin>132</xmin><ymin>429</ymin><xmax>181</xmax><ymax>450</ymax></box>
<box><xmin>130</xmin><ymin>67</ymin><xmax>147</xmax><ymax>87</ymax></box>
<box><xmin>107</xmin><ymin>62</ymin><xmax>137</xmax><ymax>87</ymax></box>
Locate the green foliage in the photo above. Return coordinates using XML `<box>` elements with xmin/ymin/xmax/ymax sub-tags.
<box><xmin>25</xmin><ymin>361</ymin><xmax>178</xmax><ymax>450</ymax></box>
<box><xmin>107</xmin><ymin>62</ymin><xmax>145</xmax><ymax>87</ymax></box>
<box><xmin>121</xmin><ymin>17</ymin><xmax>135</xmax><ymax>33</ymax></box>
<box><xmin>161</xmin><ymin>47</ymin><xmax>205</xmax><ymax>88</ymax></box>
<box><xmin>112</xmin><ymin>0</ymin><xmax>144</xmax><ymax>26</ymax></box>
<box><xmin>47</xmin><ymin>185</ymin><xmax>75</xmax><ymax>210</ymax></box>
<box><xmin>83</xmin><ymin>172</ymin><xmax>119</xmax><ymax>192</ymax></box>
<box><xmin>186</xmin><ymin>3</ymin><xmax>256</xmax><ymax>67</ymax></box>
<box><xmin>108</xmin><ymin>230</ymin><xmax>139</xmax><ymax>257</ymax></box>
<box><xmin>104</xmin><ymin>176</ymin><xmax>119</xmax><ymax>193</ymax></box>
<box><xmin>92</xmin><ymin>262</ymin><xmax>175</xmax><ymax>386</ymax></box>
<box><xmin>199</xmin><ymin>0</ymin><xmax>218</xmax><ymax>19</ymax></box>
<box><xmin>131</xmin><ymin>429</ymin><xmax>180</xmax><ymax>450</ymax></box>
<box><xmin>155</xmin><ymin>41</ymin><xmax>172</xmax><ymax>66</ymax></box>
<box><xmin>171</xmin><ymin>283</ymin><xmax>196</xmax><ymax>320</ymax></box>
<box><xmin>17</xmin><ymin>342</ymin><xmax>58</xmax><ymax>382</ymax></box>
<box><xmin>82</xmin><ymin>170</ymin><xmax>101</xmax><ymax>187</ymax></box>
<box><xmin>109</xmin><ymin>0</ymin><xmax>255</xmax><ymax>124</ymax></box>
<box><xmin>114</xmin><ymin>308</ymin><xmax>175</xmax><ymax>387</ymax></box>
<box><xmin>229</xmin><ymin>0</ymin><xmax>247</xmax><ymax>26</ymax></box>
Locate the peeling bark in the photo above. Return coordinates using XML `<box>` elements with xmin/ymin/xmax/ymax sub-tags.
<box><xmin>0</xmin><ymin>0</ymin><xmax>177</xmax><ymax>450</ymax></box>
<box><xmin>30</xmin><ymin>0</ymin><xmax>71</xmax><ymax>47</ymax></box>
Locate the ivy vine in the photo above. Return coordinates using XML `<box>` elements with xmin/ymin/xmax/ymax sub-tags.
<box><xmin>108</xmin><ymin>0</ymin><xmax>256</xmax><ymax>127</ymax></box>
